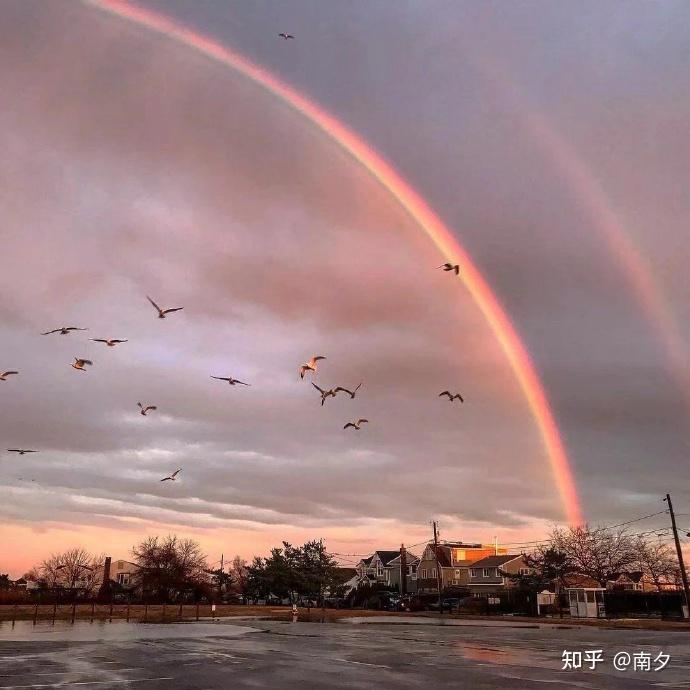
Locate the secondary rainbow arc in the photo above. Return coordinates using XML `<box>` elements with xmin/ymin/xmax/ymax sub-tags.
<box><xmin>85</xmin><ymin>0</ymin><xmax>584</xmax><ymax>525</ymax></box>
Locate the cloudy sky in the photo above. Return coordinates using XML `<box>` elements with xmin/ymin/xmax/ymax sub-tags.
<box><xmin>1</xmin><ymin>0</ymin><xmax>688</xmax><ymax>576</ymax></box>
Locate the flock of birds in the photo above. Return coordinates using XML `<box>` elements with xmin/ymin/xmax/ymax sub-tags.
<box><xmin>3</xmin><ymin>139</ymin><xmax>465</xmax><ymax>486</ymax></box>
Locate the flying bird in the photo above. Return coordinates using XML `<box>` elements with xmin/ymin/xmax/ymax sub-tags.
<box><xmin>334</xmin><ymin>383</ymin><xmax>362</xmax><ymax>399</ymax></box>
<box><xmin>211</xmin><ymin>376</ymin><xmax>250</xmax><ymax>386</ymax></box>
<box><xmin>299</xmin><ymin>355</ymin><xmax>325</xmax><ymax>379</ymax></box>
<box><xmin>161</xmin><ymin>468</ymin><xmax>181</xmax><ymax>482</ymax></box>
<box><xmin>7</xmin><ymin>449</ymin><xmax>38</xmax><ymax>455</ymax></box>
<box><xmin>137</xmin><ymin>403</ymin><xmax>158</xmax><ymax>416</ymax></box>
<box><xmin>71</xmin><ymin>358</ymin><xmax>93</xmax><ymax>372</ymax></box>
<box><xmin>312</xmin><ymin>383</ymin><xmax>336</xmax><ymax>406</ymax></box>
<box><xmin>90</xmin><ymin>338</ymin><xmax>128</xmax><ymax>347</ymax></box>
<box><xmin>146</xmin><ymin>295</ymin><xmax>184</xmax><ymax>319</ymax></box>
<box><xmin>439</xmin><ymin>391</ymin><xmax>464</xmax><ymax>402</ymax></box>
<box><xmin>344</xmin><ymin>419</ymin><xmax>369</xmax><ymax>430</ymax></box>
<box><xmin>42</xmin><ymin>327</ymin><xmax>88</xmax><ymax>336</ymax></box>
<box><xmin>437</xmin><ymin>263</ymin><xmax>460</xmax><ymax>275</ymax></box>
<box><xmin>278</xmin><ymin>32</ymin><xmax>294</xmax><ymax>39</ymax></box>
<box><xmin>0</xmin><ymin>371</ymin><xmax>18</xmax><ymax>381</ymax></box>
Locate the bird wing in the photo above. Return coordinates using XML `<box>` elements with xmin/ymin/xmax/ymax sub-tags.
<box><xmin>211</xmin><ymin>376</ymin><xmax>231</xmax><ymax>382</ymax></box>
<box><xmin>353</xmin><ymin>382</ymin><xmax>362</xmax><ymax>393</ymax></box>
<box><xmin>24</xmin><ymin>450</ymin><xmax>37</xmax><ymax>453</ymax></box>
<box><xmin>146</xmin><ymin>295</ymin><xmax>162</xmax><ymax>312</ymax></box>
<box><xmin>162</xmin><ymin>307</ymin><xmax>183</xmax><ymax>314</ymax></box>
<box><xmin>147</xmin><ymin>406</ymin><xmax>158</xmax><ymax>412</ymax></box>
<box><xmin>91</xmin><ymin>339</ymin><xmax>107</xmax><ymax>343</ymax></box>
<box><xmin>137</xmin><ymin>402</ymin><xmax>143</xmax><ymax>408</ymax></box>
<box><xmin>453</xmin><ymin>266</ymin><xmax>460</xmax><ymax>275</ymax></box>
<box><xmin>334</xmin><ymin>387</ymin><xmax>353</xmax><ymax>396</ymax></box>
<box><xmin>112</xmin><ymin>339</ymin><xmax>128</xmax><ymax>344</ymax></box>
<box><xmin>2</xmin><ymin>371</ymin><xmax>18</xmax><ymax>376</ymax></box>
<box><xmin>82</xmin><ymin>360</ymin><xmax>93</xmax><ymax>366</ymax></box>
<box><xmin>161</xmin><ymin>477</ymin><xmax>171</xmax><ymax>482</ymax></box>
<box><xmin>235</xmin><ymin>380</ymin><xmax>250</xmax><ymax>386</ymax></box>
<box><xmin>343</xmin><ymin>423</ymin><xmax>355</xmax><ymax>429</ymax></box>
<box><xmin>41</xmin><ymin>329</ymin><xmax>60</xmax><ymax>335</ymax></box>
<box><xmin>439</xmin><ymin>391</ymin><xmax>451</xmax><ymax>398</ymax></box>
<box><xmin>66</xmin><ymin>327</ymin><xmax>87</xmax><ymax>331</ymax></box>
<box><xmin>172</xmin><ymin>469</ymin><xmax>181</xmax><ymax>478</ymax></box>
<box><xmin>358</xmin><ymin>419</ymin><xmax>369</xmax><ymax>424</ymax></box>
<box><xmin>311</xmin><ymin>382</ymin><xmax>325</xmax><ymax>394</ymax></box>
<box><xmin>309</xmin><ymin>355</ymin><xmax>325</xmax><ymax>365</ymax></box>
<box><xmin>7</xmin><ymin>449</ymin><xmax>21</xmax><ymax>452</ymax></box>
<box><xmin>457</xmin><ymin>395</ymin><xmax>464</xmax><ymax>402</ymax></box>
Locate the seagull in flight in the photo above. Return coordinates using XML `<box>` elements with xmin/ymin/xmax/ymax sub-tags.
<box><xmin>278</xmin><ymin>32</ymin><xmax>294</xmax><ymax>39</ymax></box>
<box><xmin>71</xmin><ymin>358</ymin><xmax>93</xmax><ymax>372</ymax></box>
<box><xmin>211</xmin><ymin>376</ymin><xmax>250</xmax><ymax>386</ymax></box>
<box><xmin>161</xmin><ymin>468</ymin><xmax>181</xmax><ymax>482</ymax></box>
<box><xmin>312</xmin><ymin>383</ymin><xmax>336</xmax><ymax>406</ymax></box>
<box><xmin>42</xmin><ymin>327</ymin><xmax>88</xmax><ymax>336</ymax></box>
<box><xmin>90</xmin><ymin>338</ymin><xmax>128</xmax><ymax>347</ymax></box>
<box><xmin>7</xmin><ymin>448</ymin><xmax>38</xmax><ymax>455</ymax></box>
<box><xmin>146</xmin><ymin>295</ymin><xmax>184</xmax><ymax>319</ymax></box>
<box><xmin>138</xmin><ymin>402</ymin><xmax>157</xmax><ymax>416</ymax></box>
<box><xmin>299</xmin><ymin>355</ymin><xmax>325</xmax><ymax>379</ymax></box>
<box><xmin>344</xmin><ymin>419</ymin><xmax>368</xmax><ymax>430</ymax></box>
<box><xmin>334</xmin><ymin>383</ymin><xmax>362</xmax><ymax>399</ymax></box>
<box><xmin>437</xmin><ymin>263</ymin><xmax>460</xmax><ymax>275</ymax></box>
<box><xmin>439</xmin><ymin>391</ymin><xmax>464</xmax><ymax>402</ymax></box>
<box><xmin>0</xmin><ymin>371</ymin><xmax>18</xmax><ymax>381</ymax></box>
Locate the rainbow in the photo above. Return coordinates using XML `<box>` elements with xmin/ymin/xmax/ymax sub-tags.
<box><xmin>472</xmin><ymin>52</ymin><xmax>689</xmax><ymax>394</ymax></box>
<box><xmin>84</xmin><ymin>0</ymin><xmax>583</xmax><ymax>525</ymax></box>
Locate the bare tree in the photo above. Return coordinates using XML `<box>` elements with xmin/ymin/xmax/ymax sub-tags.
<box><xmin>36</xmin><ymin>548</ymin><xmax>102</xmax><ymax>596</ymax></box>
<box><xmin>634</xmin><ymin>536</ymin><xmax>678</xmax><ymax>591</ymax></box>
<box><xmin>550</xmin><ymin>525</ymin><xmax>637</xmax><ymax>586</ymax></box>
<box><xmin>229</xmin><ymin>556</ymin><xmax>248</xmax><ymax>595</ymax></box>
<box><xmin>132</xmin><ymin>535</ymin><xmax>210</xmax><ymax>602</ymax></box>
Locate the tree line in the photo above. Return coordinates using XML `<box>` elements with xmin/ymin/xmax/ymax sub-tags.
<box><xmin>11</xmin><ymin>536</ymin><xmax>347</xmax><ymax>604</ymax></box>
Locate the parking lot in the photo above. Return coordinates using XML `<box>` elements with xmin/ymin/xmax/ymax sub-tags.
<box><xmin>1</xmin><ymin>616</ymin><xmax>690</xmax><ymax>689</ymax></box>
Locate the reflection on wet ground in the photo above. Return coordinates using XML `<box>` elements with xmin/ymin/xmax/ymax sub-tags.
<box><xmin>0</xmin><ymin>619</ymin><xmax>259</xmax><ymax>642</ymax></box>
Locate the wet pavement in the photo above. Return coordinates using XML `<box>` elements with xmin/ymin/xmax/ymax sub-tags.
<box><xmin>1</xmin><ymin>618</ymin><xmax>689</xmax><ymax>688</ymax></box>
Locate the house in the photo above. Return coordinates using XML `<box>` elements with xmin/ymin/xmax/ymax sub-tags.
<box><xmin>417</xmin><ymin>542</ymin><xmax>508</xmax><ymax>594</ymax></box>
<box><xmin>354</xmin><ymin>551</ymin><xmax>400</xmax><ymax>588</ymax></box>
<box><xmin>468</xmin><ymin>555</ymin><xmax>531</xmax><ymax>596</ymax></box>
<box><xmin>386</xmin><ymin>552</ymin><xmax>420</xmax><ymax>594</ymax></box>
<box><xmin>92</xmin><ymin>557</ymin><xmax>140</xmax><ymax>594</ymax></box>
<box><xmin>606</xmin><ymin>571</ymin><xmax>646</xmax><ymax>592</ymax></box>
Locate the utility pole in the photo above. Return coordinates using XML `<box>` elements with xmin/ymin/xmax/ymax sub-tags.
<box><xmin>400</xmin><ymin>543</ymin><xmax>407</xmax><ymax>597</ymax></box>
<box><xmin>433</xmin><ymin>521</ymin><xmax>443</xmax><ymax>606</ymax></box>
<box><xmin>665</xmin><ymin>494</ymin><xmax>690</xmax><ymax>619</ymax></box>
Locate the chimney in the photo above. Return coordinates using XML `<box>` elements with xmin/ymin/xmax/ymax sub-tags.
<box><xmin>97</xmin><ymin>556</ymin><xmax>112</xmax><ymax>602</ymax></box>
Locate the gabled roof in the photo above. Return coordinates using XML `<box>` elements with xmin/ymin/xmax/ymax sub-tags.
<box><xmin>358</xmin><ymin>556</ymin><xmax>373</xmax><ymax>567</ymax></box>
<box><xmin>387</xmin><ymin>552</ymin><xmax>420</xmax><ymax>566</ymax></box>
<box><xmin>470</xmin><ymin>555</ymin><xmax>523</xmax><ymax>568</ymax></box>
<box><xmin>374</xmin><ymin>551</ymin><xmax>402</xmax><ymax>567</ymax></box>
<box><xmin>609</xmin><ymin>571</ymin><xmax>644</xmax><ymax>583</ymax></box>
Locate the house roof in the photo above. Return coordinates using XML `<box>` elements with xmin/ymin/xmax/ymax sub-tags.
<box><xmin>387</xmin><ymin>552</ymin><xmax>420</xmax><ymax>566</ymax></box>
<box><xmin>470</xmin><ymin>555</ymin><xmax>522</xmax><ymax>568</ymax></box>
<box><xmin>609</xmin><ymin>571</ymin><xmax>644</xmax><ymax>583</ymax></box>
<box><xmin>375</xmin><ymin>551</ymin><xmax>402</xmax><ymax>567</ymax></box>
<box><xmin>359</xmin><ymin>556</ymin><xmax>373</xmax><ymax>567</ymax></box>
<box><xmin>334</xmin><ymin>567</ymin><xmax>357</xmax><ymax>580</ymax></box>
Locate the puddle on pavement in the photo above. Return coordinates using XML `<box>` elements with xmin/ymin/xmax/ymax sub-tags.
<box><xmin>0</xmin><ymin>619</ymin><xmax>259</xmax><ymax>642</ymax></box>
<box><xmin>455</xmin><ymin>642</ymin><xmax>561</xmax><ymax>670</ymax></box>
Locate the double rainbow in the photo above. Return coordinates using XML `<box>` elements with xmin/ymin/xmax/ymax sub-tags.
<box><xmin>84</xmin><ymin>0</ymin><xmax>584</xmax><ymax>525</ymax></box>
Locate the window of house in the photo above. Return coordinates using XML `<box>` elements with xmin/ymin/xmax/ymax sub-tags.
<box><xmin>519</xmin><ymin>568</ymin><xmax>530</xmax><ymax>576</ymax></box>
<box><xmin>117</xmin><ymin>573</ymin><xmax>130</xmax><ymax>585</ymax></box>
<box><xmin>431</xmin><ymin>568</ymin><xmax>437</xmax><ymax>578</ymax></box>
<box><xmin>483</xmin><ymin>568</ymin><xmax>493</xmax><ymax>577</ymax></box>
<box><xmin>421</xmin><ymin>569</ymin><xmax>427</xmax><ymax>579</ymax></box>
<box><xmin>117</xmin><ymin>561</ymin><xmax>124</xmax><ymax>569</ymax></box>
<box><xmin>454</xmin><ymin>569</ymin><xmax>460</xmax><ymax>577</ymax></box>
<box><xmin>470</xmin><ymin>569</ymin><xmax>479</xmax><ymax>577</ymax></box>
